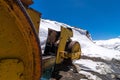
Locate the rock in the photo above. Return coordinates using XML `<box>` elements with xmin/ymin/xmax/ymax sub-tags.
<box><xmin>111</xmin><ymin>74</ymin><xmax>115</xmax><ymax>79</ymax></box>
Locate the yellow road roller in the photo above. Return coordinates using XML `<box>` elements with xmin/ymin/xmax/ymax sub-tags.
<box><xmin>0</xmin><ymin>0</ymin><xmax>81</xmax><ymax>80</ymax></box>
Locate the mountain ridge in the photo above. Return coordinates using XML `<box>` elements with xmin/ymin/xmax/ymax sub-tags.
<box><xmin>94</xmin><ymin>38</ymin><xmax>120</xmax><ymax>51</ymax></box>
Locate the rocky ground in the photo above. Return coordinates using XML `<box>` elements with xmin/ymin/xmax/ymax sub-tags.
<box><xmin>50</xmin><ymin>55</ymin><xmax>120</xmax><ymax>80</ymax></box>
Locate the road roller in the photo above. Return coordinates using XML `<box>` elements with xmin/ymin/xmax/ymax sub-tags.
<box><xmin>0</xmin><ymin>0</ymin><xmax>81</xmax><ymax>80</ymax></box>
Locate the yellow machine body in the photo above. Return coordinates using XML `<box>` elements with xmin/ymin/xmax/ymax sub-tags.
<box><xmin>44</xmin><ymin>27</ymin><xmax>81</xmax><ymax>64</ymax></box>
<box><xmin>27</xmin><ymin>8</ymin><xmax>41</xmax><ymax>33</ymax></box>
<box><xmin>0</xmin><ymin>0</ymin><xmax>41</xmax><ymax>80</ymax></box>
<box><xmin>63</xmin><ymin>41</ymin><xmax>81</xmax><ymax>59</ymax></box>
<box><xmin>56</xmin><ymin>27</ymin><xmax>81</xmax><ymax>64</ymax></box>
<box><xmin>55</xmin><ymin>27</ymin><xmax>73</xmax><ymax>64</ymax></box>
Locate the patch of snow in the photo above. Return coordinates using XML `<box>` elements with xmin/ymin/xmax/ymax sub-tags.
<box><xmin>94</xmin><ymin>38</ymin><xmax>120</xmax><ymax>51</ymax></box>
<box><xmin>74</xmin><ymin>59</ymin><xmax>114</xmax><ymax>74</ymax></box>
<box><xmin>79</xmin><ymin>71</ymin><xmax>102</xmax><ymax>80</ymax></box>
<box><xmin>80</xmin><ymin>79</ymin><xmax>88</xmax><ymax>80</ymax></box>
<box><xmin>94</xmin><ymin>38</ymin><xmax>120</xmax><ymax>46</ymax></box>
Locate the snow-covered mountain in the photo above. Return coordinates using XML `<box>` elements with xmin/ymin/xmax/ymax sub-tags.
<box><xmin>94</xmin><ymin>38</ymin><xmax>120</xmax><ymax>51</ymax></box>
<box><xmin>39</xmin><ymin>19</ymin><xmax>120</xmax><ymax>80</ymax></box>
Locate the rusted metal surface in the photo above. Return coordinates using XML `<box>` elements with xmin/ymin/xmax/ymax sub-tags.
<box><xmin>21</xmin><ymin>0</ymin><xmax>33</xmax><ymax>6</ymax></box>
<box><xmin>27</xmin><ymin>8</ymin><xmax>41</xmax><ymax>34</ymax></box>
<box><xmin>44</xmin><ymin>28</ymin><xmax>60</xmax><ymax>56</ymax></box>
<box><xmin>42</xmin><ymin>56</ymin><xmax>56</xmax><ymax>72</ymax></box>
<box><xmin>0</xmin><ymin>59</ymin><xmax>24</xmax><ymax>80</ymax></box>
<box><xmin>66</xmin><ymin>41</ymin><xmax>81</xmax><ymax>59</ymax></box>
<box><xmin>0</xmin><ymin>0</ymin><xmax>42</xmax><ymax>80</ymax></box>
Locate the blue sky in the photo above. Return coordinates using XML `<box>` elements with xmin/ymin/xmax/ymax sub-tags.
<box><xmin>31</xmin><ymin>0</ymin><xmax>120</xmax><ymax>40</ymax></box>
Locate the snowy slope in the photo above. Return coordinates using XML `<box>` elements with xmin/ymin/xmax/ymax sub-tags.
<box><xmin>94</xmin><ymin>38</ymin><xmax>120</xmax><ymax>51</ymax></box>
<box><xmin>39</xmin><ymin>19</ymin><xmax>120</xmax><ymax>80</ymax></box>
